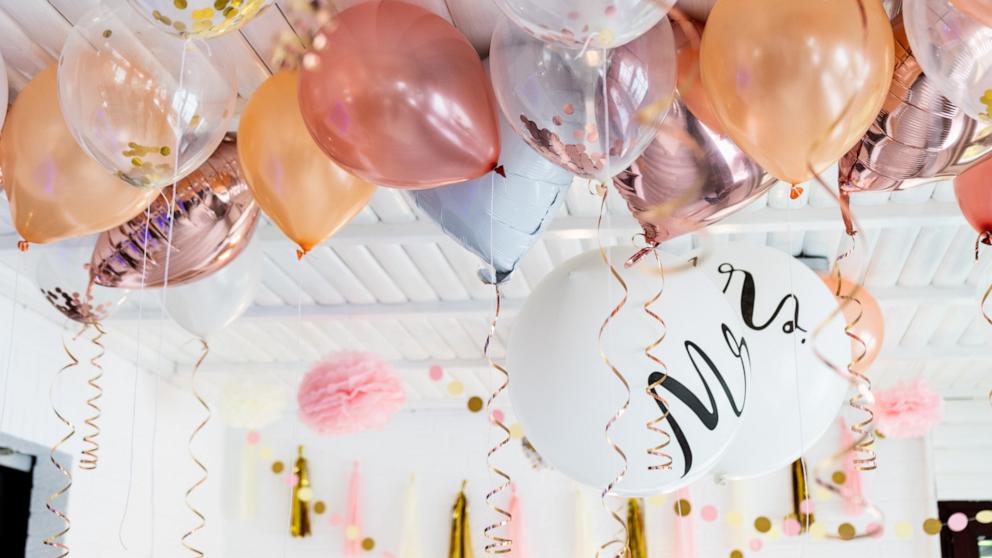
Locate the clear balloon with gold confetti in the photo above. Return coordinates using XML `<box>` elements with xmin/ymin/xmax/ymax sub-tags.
<box><xmin>126</xmin><ymin>0</ymin><xmax>271</xmax><ymax>39</ymax></box>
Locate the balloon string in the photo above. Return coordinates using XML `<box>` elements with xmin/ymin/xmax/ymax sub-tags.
<box><xmin>79</xmin><ymin>322</ymin><xmax>107</xmax><ymax>471</ymax></box>
<box><xmin>44</xmin><ymin>338</ymin><xmax>82</xmax><ymax>558</ymax></box>
<box><xmin>812</xmin><ymin>431</ymin><xmax>885</xmax><ymax>540</ymax></box>
<box><xmin>181</xmin><ymin>340</ymin><xmax>211</xmax><ymax>558</ymax></box>
<box><xmin>975</xmin><ymin>234</ymin><xmax>992</xmax><ymax>407</ymax></box>
<box><xmin>595</xmin><ymin>183</ymin><xmax>631</xmax><ymax>558</ymax></box>
<box><xmin>641</xmin><ymin>247</ymin><xmax>673</xmax><ymax>472</ymax></box>
<box><xmin>483</xmin><ymin>284</ymin><xmax>513</xmax><ymax>555</ymax></box>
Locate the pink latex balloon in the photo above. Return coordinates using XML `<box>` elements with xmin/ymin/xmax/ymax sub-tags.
<box><xmin>956</xmin><ymin>155</ymin><xmax>992</xmax><ymax>240</ymax></box>
<box><xmin>298</xmin><ymin>0</ymin><xmax>500</xmax><ymax>189</ymax></box>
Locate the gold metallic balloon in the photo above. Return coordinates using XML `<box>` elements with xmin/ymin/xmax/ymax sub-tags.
<box><xmin>0</xmin><ymin>66</ymin><xmax>158</xmax><ymax>244</ymax></box>
<box><xmin>700</xmin><ymin>0</ymin><xmax>895</xmax><ymax>184</ymax></box>
<box><xmin>238</xmin><ymin>71</ymin><xmax>375</xmax><ymax>255</ymax></box>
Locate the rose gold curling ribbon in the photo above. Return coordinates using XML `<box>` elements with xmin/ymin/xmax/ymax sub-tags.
<box><xmin>975</xmin><ymin>234</ymin><xmax>992</xmax><ymax>407</ymax></box>
<box><xmin>44</xmin><ymin>338</ymin><xmax>82</xmax><ymax>558</ymax></box>
<box><xmin>483</xmin><ymin>284</ymin><xmax>513</xmax><ymax>555</ymax></box>
<box><xmin>811</xmin><ymin>430</ymin><xmax>885</xmax><ymax>540</ymax></box>
<box><xmin>182</xmin><ymin>340</ymin><xmax>211</xmax><ymax>558</ymax></box>
<box><xmin>594</xmin><ymin>184</ymin><xmax>632</xmax><ymax>558</ymax></box>
<box><xmin>79</xmin><ymin>323</ymin><xmax>106</xmax><ymax>471</ymax></box>
<box><xmin>641</xmin><ymin>247</ymin><xmax>673</xmax><ymax>472</ymax></box>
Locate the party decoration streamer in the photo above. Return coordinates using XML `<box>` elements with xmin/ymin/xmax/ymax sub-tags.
<box><xmin>642</xmin><ymin>250</ymin><xmax>673</xmax><ymax>473</ymax></box>
<box><xmin>44</xmin><ymin>340</ymin><xmax>81</xmax><ymax>558</ymax></box>
<box><xmin>507</xmin><ymin>485</ymin><xmax>524</xmax><ymax>558</ymax></box>
<box><xmin>399</xmin><ymin>475</ymin><xmax>423</xmax><ymax>558</ymax></box>
<box><xmin>291</xmin><ymin>446</ymin><xmax>312</xmax><ymax>538</ymax></box>
<box><xmin>791</xmin><ymin>459</ymin><xmax>813</xmax><ymax>533</ymax></box>
<box><xmin>483</xmin><ymin>284</ymin><xmax>513</xmax><ymax>555</ymax></box>
<box><xmin>345</xmin><ymin>462</ymin><xmax>362</xmax><ymax>557</ymax></box>
<box><xmin>673</xmin><ymin>488</ymin><xmax>696</xmax><ymax>558</ymax></box>
<box><xmin>448</xmin><ymin>481</ymin><xmax>473</xmax><ymax>558</ymax></box>
<box><xmin>812</xmin><ymin>430</ymin><xmax>886</xmax><ymax>541</ymax></box>
<box><xmin>595</xmin><ymin>184</ymin><xmax>631</xmax><ymax>558</ymax></box>
<box><xmin>182</xmin><ymin>340</ymin><xmax>211</xmax><ymax>557</ymax></box>
<box><xmin>626</xmin><ymin>499</ymin><xmax>647</xmax><ymax>558</ymax></box>
<box><xmin>837</xmin><ymin>419</ymin><xmax>865</xmax><ymax>517</ymax></box>
<box><xmin>79</xmin><ymin>323</ymin><xmax>106</xmax><ymax>471</ymax></box>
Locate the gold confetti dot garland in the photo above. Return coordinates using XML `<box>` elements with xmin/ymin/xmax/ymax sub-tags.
<box><xmin>181</xmin><ymin>340</ymin><xmax>212</xmax><ymax>557</ymax></box>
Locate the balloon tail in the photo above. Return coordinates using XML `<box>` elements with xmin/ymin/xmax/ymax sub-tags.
<box><xmin>812</xmin><ymin>428</ymin><xmax>885</xmax><ymax>540</ymax></box>
<box><xmin>44</xmin><ymin>339</ymin><xmax>81</xmax><ymax>557</ymax></box>
<box><xmin>79</xmin><ymin>323</ymin><xmax>106</xmax><ymax>471</ymax></box>
<box><xmin>976</xmin><ymin>235</ymin><xmax>992</xmax><ymax>407</ymax></box>
<box><xmin>642</xmin><ymin>249</ymin><xmax>673</xmax><ymax>472</ymax></box>
<box><xmin>17</xmin><ymin>239</ymin><xmax>29</xmax><ymax>252</ymax></box>
<box><xmin>483</xmin><ymin>284</ymin><xmax>513</xmax><ymax>555</ymax></box>
<box><xmin>181</xmin><ymin>340</ymin><xmax>211</xmax><ymax>558</ymax></box>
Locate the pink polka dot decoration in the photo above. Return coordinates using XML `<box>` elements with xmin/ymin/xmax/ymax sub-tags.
<box><xmin>491</xmin><ymin>409</ymin><xmax>505</xmax><ymax>424</ymax></box>
<box><xmin>948</xmin><ymin>513</ymin><xmax>969</xmax><ymax>533</ymax></box>
<box><xmin>799</xmin><ymin>499</ymin><xmax>815</xmax><ymax>515</ymax></box>
<box><xmin>866</xmin><ymin>522</ymin><xmax>885</xmax><ymax>538</ymax></box>
<box><xmin>283</xmin><ymin>474</ymin><xmax>299</xmax><ymax>487</ymax></box>
<box><xmin>298</xmin><ymin>352</ymin><xmax>406</xmax><ymax>435</ymax></box>
<box><xmin>783</xmin><ymin>518</ymin><xmax>802</xmax><ymax>537</ymax></box>
<box><xmin>245</xmin><ymin>430</ymin><xmax>261</xmax><ymax>445</ymax></box>
<box><xmin>701</xmin><ymin>506</ymin><xmax>719</xmax><ymax>523</ymax></box>
<box><xmin>330</xmin><ymin>512</ymin><xmax>343</xmax><ymax>527</ymax></box>
<box><xmin>382</xmin><ymin>552</ymin><xmax>395</xmax><ymax>558</ymax></box>
<box><xmin>749</xmin><ymin>538</ymin><xmax>763</xmax><ymax>552</ymax></box>
<box><xmin>428</xmin><ymin>365</ymin><xmax>443</xmax><ymax>381</ymax></box>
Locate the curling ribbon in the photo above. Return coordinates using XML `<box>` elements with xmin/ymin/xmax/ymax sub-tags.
<box><xmin>812</xmin><ymin>428</ymin><xmax>885</xmax><ymax>541</ymax></box>
<box><xmin>975</xmin><ymin>235</ymin><xmax>992</xmax><ymax>407</ymax></box>
<box><xmin>448</xmin><ymin>480</ymin><xmax>473</xmax><ymax>558</ymax></box>
<box><xmin>642</xmin><ymin>249</ymin><xmax>673</xmax><ymax>473</ymax></box>
<box><xmin>574</xmin><ymin>485</ymin><xmax>598</xmax><ymax>557</ymax></box>
<box><xmin>44</xmin><ymin>339</ymin><xmax>81</xmax><ymax>558</ymax></box>
<box><xmin>837</xmin><ymin>419</ymin><xmax>864</xmax><ymax>516</ymax></box>
<box><xmin>181</xmin><ymin>339</ymin><xmax>211</xmax><ymax>557</ymax></box>
<box><xmin>626</xmin><ymin>499</ymin><xmax>647</xmax><ymax>558</ymax></box>
<box><xmin>290</xmin><ymin>445</ymin><xmax>312</xmax><ymax>538</ymax></box>
<box><xmin>483</xmin><ymin>283</ymin><xmax>513</xmax><ymax>555</ymax></box>
<box><xmin>345</xmin><ymin>461</ymin><xmax>362</xmax><ymax>556</ymax></box>
<box><xmin>507</xmin><ymin>484</ymin><xmax>524</xmax><ymax>558</ymax></box>
<box><xmin>594</xmin><ymin>182</ymin><xmax>631</xmax><ymax>558</ymax></box>
<box><xmin>79</xmin><ymin>323</ymin><xmax>106</xmax><ymax>471</ymax></box>
<box><xmin>673</xmin><ymin>488</ymin><xmax>696</xmax><ymax>558</ymax></box>
<box><xmin>399</xmin><ymin>475</ymin><xmax>423</xmax><ymax>558</ymax></box>
<box><xmin>791</xmin><ymin>459</ymin><xmax>814</xmax><ymax>533</ymax></box>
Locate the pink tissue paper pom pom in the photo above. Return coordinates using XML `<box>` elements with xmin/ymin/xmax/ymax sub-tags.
<box><xmin>871</xmin><ymin>379</ymin><xmax>943</xmax><ymax>439</ymax></box>
<box><xmin>298</xmin><ymin>351</ymin><xmax>406</xmax><ymax>435</ymax></box>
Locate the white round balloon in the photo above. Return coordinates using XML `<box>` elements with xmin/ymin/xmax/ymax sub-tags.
<box><xmin>508</xmin><ymin>247</ymin><xmax>750</xmax><ymax>495</ymax></box>
<box><xmin>701</xmin><ymin>243</ymin><xmax>850</xmax><ymax>480</ymax></box>
<box><xmin>0</xmin><ymin>51</ymin><xmax>8</xmax><ymax>131</ymax></box>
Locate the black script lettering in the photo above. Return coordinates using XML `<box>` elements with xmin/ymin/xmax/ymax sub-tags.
<box><xmin>718</xmin><ymin>262</ymin><xmax>806</xmax><ymax>335</ymax></box>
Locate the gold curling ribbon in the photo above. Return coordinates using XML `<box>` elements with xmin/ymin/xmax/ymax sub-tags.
<box><xmin>594</xmin><ymin>183</ymin><xmax>632</xmax><ymax>558</ymax></box>
<box><xmin>44</xmin><ymin>338</ymin><xmax>81</xmax><ymax>558</ymax></box>
<box><xmin>79</xmin><ymin>323</ymin><xmax>106</xmax><ymax>471</ymax></box>
<box><xmin>449</xmin><ymin>480</ymin><xmax>473</xmax><ymax>558</ymax></box>
<box><xmin>791</xmin><ymin>459</ymin><xmax>813</xmax><ymax>533</ymax></box>
<box><xmin>181</xmin><ymin>340</ymin><xmax>211</xmax><ymax>557</ymax></box>
<box><xmin>812</xmin><ymin>431</ymin><xmax>885</xmax><ymax>541</ymax></box>
<box><xmin>975</xmin><ymin>233</ymin><xmax>992</xmax><ymax>407</ymax></box>
<box><xmin>641</xmin><ymin>248</ymin><xmax>673</xmax><ymax>472</ymax></box>
<box><xmin>483</xmin><ymin>284</ymin><xmax>512</xmax><ymax>555</ymax></box>
<box><xmin>626</xmin><ymin>499</ymin><xmax>647</xmax><ymax>558</ymax></box>
<box><xmin>291</xmin><ymin>445</ymin><xmax>312</xmax><ymax>538</ymax></box>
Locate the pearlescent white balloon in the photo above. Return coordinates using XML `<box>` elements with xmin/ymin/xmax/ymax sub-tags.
<box><xmin>491</xmin><ymin>0</ymin><xmax>674</xmax><ymax>49</ymax></box>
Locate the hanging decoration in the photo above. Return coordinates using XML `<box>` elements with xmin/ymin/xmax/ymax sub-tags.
<box><xmin>448</xmin><ymin>481</ymin><xmax>473</xmax><ymax>558</ymax></box>
<box><xmin>125</xmin><ymin>0</ymin><xmax>270</xmax><ymax>38</ymax></box>
<box><xmin>399</xmin><ymin>475</ymin><xmax>423</xmax><ymax>558</ymax></box>
<box><xmin>36</xmin><ymin>238</ymin><xmax>130</xmax><ymax>327</ymax></box>
<box><xmin>181</xmin><ymin>340</ymin><xmax>212</xmax><ymax>558</ymax></box>
<box><xmin>58</xmin><ymin>3</ymin><xmax>236</xmax><ymax>189</ymax></box>
<box><xmin>489</xmin><ymin>15</ymin><xmax>677</xmax><ymax>183</ymax></box>
<box><xmin>238</xmin><ymin>71</ymin><xmax>376</xmax><ymax>256</ymax></box>
<box><xmin>43</xmin><ymin>341</ymin><xmax>81</xmax><ymax>558</ymax></box>
<box><xmin>837</xmin><ymin>418</ymin><xmax>865</xmax><ymax>517</ymax></box>
<box><xmin>490</xmin><ymin>0</ymin><xmax>673</xmax><ymax>49</ymax></box>
<box><xmin>507</xmin><ymin>485</ymin><xmax>524</xmax><ymax>558</ymax></box>
<box><xmin>291</xmin><ymin>446</ymin><xmax>313</xmax><ymax>538</ymax></box>
<box><xmin>700</xmin><ymin>0</ymin><xmax>895</xmax><ymax>184</ymax></box>
<box><xmin>626</xmin><ymin>498</ymin><xmax>647</xmax><ymax>558</ymax></box>
<box><xmin>791</xmin><ymin>460</ymin><xmax>813</xmax><ymax>534</ymax></box>
<box><xmin>90</xmin><ymin>140</ymin><xmax>260</xmax><ymax>289</ymax></box>
<box><xmin>78</xmin><ymin>324</ymin><xmax>106</xmax><ymax>471</ymax></box>
<box><xmin>298</xmin><ymin>0</ymin><xmax>500</xmax><ymax>189</ymax></box>
<box><xmin>955</xmin><ymin>157</ymin><xmax>992</xmax><ymax>390</ymax></box>
<box><xmin>820</xmin><ymin>273</ymin><xmax>885</xmax><ymax>374</ymax></box>
<box><xmin>481</xmin><ymin>285</ymin><xmax>513</xmax><ymax>555</ymax></box>
<box><xmin>0</xmin><ymin>66</ymin><xmax>159</xmax><ymax>244</ymax></box>
<box><xmin>344</xmin><ymin>462</ymin><xmax>363</xmax><ymax>557</ymax></box>
<box><xmin>297</xmin><ymin>352</ymin><xmax>406</xmax><ymax>436</ymax></box>
<box><xmin>840</xmin><ymin>14</ymin><xmax>992</xmax><ymax>193</ymax></box>
<box><xmin>871</xmin><ymin>380</ymin><xmax>944</xmax><ymax>438</ymax></box>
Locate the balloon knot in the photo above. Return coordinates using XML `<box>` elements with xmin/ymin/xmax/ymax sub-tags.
<box><xmin>17</xmin><ymin>240</ymin><xmax>29</xmax><ymax>252</ymax></box>
<box><xmin>296</xmin><ymin>248</ymin><xmax>307</xmax><ymax>261</ymax></box>
<box><xmin>493</xmin><ymin>165</ymin><xmax>506</xmax><ymax>178</ymax></box>
<box><xmin>982</xmin><ymin>231</ymin><xmax>992</xmax><ymax>246</ymax></box>
<box><xmin>625</xmin><ymin>246</ymin><xmax>657</xmax><ymax>268</ymax></box>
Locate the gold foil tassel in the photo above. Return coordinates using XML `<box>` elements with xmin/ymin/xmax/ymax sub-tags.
<box><xmin>79</xmin><ymin>323</ymin><xmax>106</xmax><ymax>471</ymax></box>
<box><xmin>791</xmin><ymin>459</ymin><xmax>813</xmax><ymax>533</ymax></box>
<box><xmin>44</xmin><ymin>339</ymin><xmax>81</xmax><ymax>558</ymax></box>
<box><xmin>291</xmin><ymin>445</ymin><xmax>312</xmax><ymax>538</ymax></box>
<box><xmin>483</xmin><ymin>284</ymin><xmax>512</xmax><ymax>555</ymax></box>
<box><xmin>448</xmin><ymin>480</ymin><xmax>473</xmax><ymax>558</ymax></box>
<box><xmin>181</xmin><ymin>340</ymin><xmax>211</xmax><ymax>557</ymax></box>
<box><xmin>626</xmin><ymin>499</ymin><xmax>647</xmax><ymax>558</ymax></box>
<box><xmin>642</xmin><ymin>249</ymin><xmax>673</xmax><ymax>472</ymax></box>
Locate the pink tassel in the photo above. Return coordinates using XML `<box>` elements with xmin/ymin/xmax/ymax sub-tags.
<box><xmin>674</xmin><ymin>488</ymin><xmax>696</xmax><ymax>558</ymax></box>
<box><xmin>345</xmin><ymin>462</ymin><xmax>362</xmax><ymax>557</ymax></box>
<box><xmin>839</xmin><ymin>419</ymin><xmax>864</xmax><ymax>516</ymax></box>
<box><xmin>507</xmin><ymin>484</ymin><xmax>524</xmax><ymax>558</ymax></box>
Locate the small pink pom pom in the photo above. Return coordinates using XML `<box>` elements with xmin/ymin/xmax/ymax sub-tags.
<box><xmin>871</xmin><ymin>379</ymin><xmax>944</xmax><ymax>439</ymax></box>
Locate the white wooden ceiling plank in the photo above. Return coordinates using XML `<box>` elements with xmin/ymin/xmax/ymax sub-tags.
<box><xmin>801</xmin><ymin>230</ymin><xmax>842</xmax><ymax>261</ymax></box>
<box><xmin>880</xmin><ymin>304</ymin><xmax>918</xmax><ymax>352</ymax></box>
<box><xmin>257</xmin><ymin>257</ymin><xmax>316</xmax><ymax>306</ymax></box>
<box><xmin>957</xmin><ymin>314</ymin><xmax>992</xmax><ymax>346</ymax></box>
<box><xmin>303</xmin><ymin>247</ymin><xmax>376</xmax><ymax>305</ymax></box>
<box><xmin>265</xmin><ymin>249</ymin><xmax>344</xmax><ymax>305</ymax></box>
<box><xmin>346</xmin><ymin>320</ymin><xmax>403</xmax><ymax>360</ymax></box>
<box><xmin>0</xmin><ymin>7</ymin><xmax>56</xmax><ymax>90</ymax></box>
<box><xmin>498</xmin><ymin>268</ymin><xmax>531</xmax><ymax>299</ymax></box>
<box><xmin>897</xmin><ymin>226</ymin><xmax>959</xmax><ymax>287</ymax></box>
<box><xmin>948</xmin><ymin>359</ymin><xmax>992</xmax><ymax>393</ymax></box>
<box><xmin>660</xmin><ymin>234</ymin><xmax>693</xmax><ymax>255</ymax></box>
<box><xmin>219</xmin><ymin>325</ymin><xmax>277</xmax><ymax>363</ymax></box>
<box><xmin>447</xmin><ymin>367</ymin><xmax>489</xmax><ymax>399</ymax></box>
<box><xmin>864</xmin><ymin>228</ymin><xmax>920</xmax><ymax>286</ymax></box>
<box><xmin>237</xmin><ymin>322</ymin><xmax>298</xmax><ymax>363</ymax></box>
<box><xmin>929</xmin><ymin>307</ymin><xmax>979</xmax><ymax>348</ymax></box>
<box><xmin>766</xmin><ymin>230</ymin><xmax>805</xmax><ymax>256</ymax></box>
<box><xmin>272</xmin><ymin>322</ymin><xmax>323</xmax><ymax>363</ymax></box>
<box><xmin>849</xmin><ymin>191</ymin><xmax>892</xmax><ymax>206</ymax></box>
<box><xmin>966</xmin><ymin>243</ymin><xmax>992</xmax><ymax>287</ymax></box>
<box><xmin>207</xmin><ymin>31</ymin><xmax>270</xmax><ymax>109</ymax></box>
<box><xmin>519</xmin><ymin>240</ymin><xmax>554</xmax><ymax>289</ymax></box>
<box><xmin>373</xmin><ymin>321</ymin><xmax>430</xmax><ymax>361</ymax></box>
<box><xmin>890</xmin><ymin>182</ymin><xmax>937</xmax><ymax>204</ymax></box>
<box><xmin>766</xmin><ymin>181</ymin><xmax>810</xmax><ymax>209</ymax></box>
<box><xmin>933</xmin><ymin>226</ymin><xmax>978</xmax><ymax>286</ymax></box>
<box><xmin>298</xmin><ymin>321</ymin><xmax>342</xmax><ymax>355</ymax></box>
<box><xmin>930</xmin><ymin>179</ymin><xmax>957</xmax><ymax>202</ymax></box>
<box><xmin>898</xmin><ymin>305</ymin><xmax>949</xmax><ymax>348</ymax></box>
<box><xmin>398</xmin><ymin>318</ymin><xmax>457</xmax><ymax>361</ymax></box>
<box><xmin>437</xmin><ymin>240</ymin><xmax>495</xmax><ymax>300</ymax></box>
<box><xmin>332</xmin><ymin>245</ymin><xmax>407</xmax><ymax>304</ymax></box>
<box><xmin>351</xmin><ymin>206</ymin><xmax>380</xmax><ymax>224</ymax></box>
<box><xmin>2</xmin><ymin>0</ymin><xmax>71</xmax><ymax>61</ymax></box>
<box><xmin>428</xmin><ymin>317</ymin><xmax>481</xmax><ymax>360</ymax></box>
<box><xmin>322</xmin><ymin>322</ymin><xmax>370</xmax><ymax>353</ymax></box>
<box><xmin>369</xmin><ymin>189</ymin><xmax>416</xmax><ymax>223</ymax></box>
<box><xmin>924</xmin><ymin>360</ymin><xmax>966</xmax><ymax>392</ymax></box>
<box><xmin>543</xmin><ymin>238</ymin><xmax>585</xmax><ymax>266</ymax></box>
<box><xmin>253</xmin><ymin>283</ymin><xmax>285</xmax><ymax>307</ymax></box>
<box><xmin>456</xmin><ymin>316</ymin><xmax>497</xmax><ymax>358</ymax></box>
<box><xmin>367</xmin><ymin>245</ymin><xmax>438</xmax><ymax>303</ymax></box>
<box><xmin>402</xmin><ymin>243</ymin><xmax>471</xmax><ymax>302</ymax></box>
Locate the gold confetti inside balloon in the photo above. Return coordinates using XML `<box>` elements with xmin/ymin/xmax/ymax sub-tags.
<box><xmin>126</xmin><ymin>0</ymin><xmax>270</xmax><ymax>38</ymax></box>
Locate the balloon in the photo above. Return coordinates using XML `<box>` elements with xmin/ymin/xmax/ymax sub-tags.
<box><xmin>904</xmin><ymin>0</ymin><xmax>992</xmax><ymax>122</ymax></box>
<box><xmin>126</xmin><ymin>0</ymin><xmax>270</xmax><ymax>39</ymax></box>
<box><xmin>239</xmin><ymin>71</ymin><xmax>376</xmax><ymax>255</ymax></box>
<box><xmin>298</xmin><ymin>1</ymin><xmax>500</xmax><ymax>189</ymax></box>
<box><xmin>508</xmin><ymin>247</ymin><xmax>749</xmax><ymax>495</ymax></box>
<box><xmin>410</xmin><ymin>110</ymin><xmax>573</xmax><ymax>284</ymax></box>
<box><xmin>165</xmin><ymin>237</ymin><xmax>263</xmax><ymax>339</ymax></box>
<box><xmin>701</xmin><ymin>243</ymin><xmax>849</xmax><ymax>480</ymax></box>
<box><xmin>700</xmin><ymin>0</ymin><xmax>894</xmax><ymax>184</ymax></box>
<box><xmin>36</xmin><ymin>236</ymin><xmax>129</xmax><ymax>325</ymax></box>
<box><xmin>956</xmin><ymin>156</ymin><xmax>992</xmax><ymax>240</ymax></box>
<box><xmin>820</xmin><ymin>273</ymin><xmax>885</xmax><ymax>375</ymax></box>
<box><xmin>675</xmin><ymin>0</ymin><xmax>717</xmax><ymax>21</ymax></box>
<box><xmin>0</xmin><ymin>66</ymin><xmax>159</xmax><ymax>244</ymax></box>
<box><xmin>0</xmin><ymin>51</ymin><xmax>8</xmax><ymax>131</ymax></box>
<box><xmin>952</xmin><ymin>0</ymin><xmax>992</xmax><ymax>27</ymax></box>
<box><xmin>58</xmin><ymin>3</ymin><xmax>236</xmax><ymax>188</ymax></box>
<box><xmin>670</xmin><ymin>11</ymin><xmax>723</xmax><ymax>134</ymax></box>
<box><xmin>490</xmin><ymin>16</ymin><xmax>677</xmax><ymax>182</ymax></box>
<box><xmin>841</xmin><ymin>15</ymin><xmax>992</xmax><ymax>193</ymax></box>
<box><xmin>613</xmin><ymin>100</ymin><xmax>775</xmax><ymax>250</ymax></box>
<box><xmin>490</xmin><ymin>0</ymin><xmax>674</xmax><ymax>50</ymax></box>
<box><xmin>90</xmin><ymin>140</ymin><xmax>260</xmax><ymax>289</ymax></box>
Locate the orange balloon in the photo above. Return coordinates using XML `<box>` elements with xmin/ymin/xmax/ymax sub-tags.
<box><xmin>671</xmin><ymin>10</ymin><xmax>724</xmax><ymax>135</ymax></box>
<box><xmin>0</xmin><ymin>66</ymin><xmax>158</xmax><ymax>244</ymax></box>
<box><xmin>238</xmin><ymin>71</ymin><xmax>375</xmax><ymax>255</ymax></box>
<box><xmin>699</xmin><ymin>0</ymin><xmax>895</xmax><ymax>184</ymax></box>
<box><xmin>821</xmin><ymin>273</ymin><xmax>885</xmax><ymax>374</ymax></box>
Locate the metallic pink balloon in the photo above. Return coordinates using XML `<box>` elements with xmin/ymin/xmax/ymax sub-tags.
<box><xmin>90</xmin><ymin>140</ymin><xmax>260</xmax><ymax>288</ymax></box>
<box><xmin>840</xmin><ymin>16</ymin><xmax>992</xmax><ymax>193</ymax></box>
<box><xmin>298</xmin><ymin>0</ymin><xmax>500</xmax><ymax>189</ymax></box>
<box><xmin>613</xmin><ymin>99</ymin><xmax>775</xmax><ymax>252</ymax></box>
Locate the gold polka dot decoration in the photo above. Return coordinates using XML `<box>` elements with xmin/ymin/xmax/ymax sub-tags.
<box><xmin>977</xmin><ymin>510</ymin><xmax>992</xmax><ymax>524</ymax></box>
<box><xmin>838</xmin><ymin>523</ymin><xmax>857</xmax><ymax>540</ymax></box>
<box><xmin>361</xmin><ymin>537</ymin><xmax>375</xmax><ymax>551</ymax></box>
<box><xmin>271</xmin><ymin>461</ymin><xmax>285</xmax><ymax>474</ymax></box>
<box><xmin>259</xmin><ymin>447</ymin><xmax>273</xmax><ymax>460</ymax></box>
<box><xmin>647</xmin><ymin>495</ymin><xmax>665</xmax><ymax>506</ymax></box>
<box><xmin>314</xmin><ymin>501</ymin><xmax>326</xmax><ymax>515</ymax></box>
<box><xmin>447</xmin><ymin>381</ymin><xmax>465</xmax><ymax>396</ymax></box>
<box><xmin>467</xmin><ymin>396</ymin><xmax>484</xmax><ymax>413</ymax></box>
<box><xmin>730</xmin><ymin>551</ymin><xmax>744</xmax><ymax>558</ymax></box>
<box><xmin>345</xmin><ymin>525</ymin><xmax>360</xmax><ymax>541</ymax></box>
<box><xmin>832</xmin><ymin>471</ymin><xmax>847</xmax><ymax>485</ymax></box>
<box><xmin>894</xmin><ymin>521</ymin><xmax>913</xmax><ymax>539</ymax></box>
<box><xmin>674</xmin><ymin>499</ymin><xmax>692</xmax><ymax>517</ymax></box>
<box><xmin>754</xmin><ymin>516</ymin><xmax>772</xmax><ymax>533</ymax></box>
<box><xmin>725</xmin><ymin>511</ymin><xmax>742</xmax><ymax>527</ymax></box>
<box><xmin>809</xmin><ymin>523</ymin><xmax>827</xmax><ymax>539</ymax></box>
<box><xmin>923</xmin><ymin>518</ymin><xmax>943</xmax><ymax>536</ymax></box>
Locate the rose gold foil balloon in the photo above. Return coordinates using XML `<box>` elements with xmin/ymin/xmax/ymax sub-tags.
<box><xmin>700</xmin><ymin>0</ymin><xmax>894</xmax><ymax>184</ymax></box>
<box><xmin>821</xmin><ymin>273</ymin><xmax>885</xmax><ymax>374</ymax></box>
<box><xmin>298</xmin><ymin>1</ymin><xmax>500</xmax><ymax>189</ymax></box>
<box><xmin>240</xmin><ymin>71</ymin><xmax>376</xmax><ymax>254</ymax></box>
<box><xmin>841</xmin><ymin>16</ymin><xmax>992</xmax><ymax>192</ymax></box>
<box><xmin>90</xmin><ymin>140</ymin><xmax>260</xmax><ymax>289</ymax></box>
<box><xmin>0</xmin><ymin>66</ymin><xmax>158</xmax><ymax>244</ymax></box>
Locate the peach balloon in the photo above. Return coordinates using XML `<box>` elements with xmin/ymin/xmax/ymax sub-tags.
<box><xmin>955</xmin><ymin>155</ymin><xmax>992</xmax><ymax>239</ymax></box>
<box><xmin>821</xmin><ymin>274</ymin><xmax>885</xmax><ymax>374</ymax></box>
<box><xmin>952</xmin><ymin>0</ymin><xmax>992</xmax><ymax>30</ymax></box>
<box><xmin>700</xmin><ymin>0</ymin><xmax>895</xmax><ymax>184</ymax></box>
<box><xmin>238</xmin><ymin>71</ymin><xmax>375</xmax><ymax>255</ymax></box>
<box><xmin>0</xmin><ymin>66</ymin><xmax>158</xmax><ymax>244</ymax></box>
<box><xmin>671</xmin><ymin>9</ymin><xmax>723</xmax><ymax>135</ymax></box>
